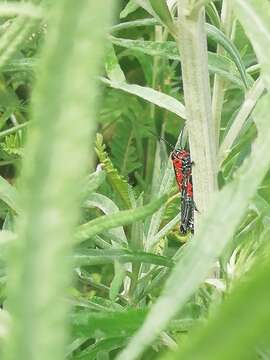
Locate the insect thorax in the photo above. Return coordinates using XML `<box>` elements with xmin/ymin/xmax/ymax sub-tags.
<box><xmin>171</xmin><ymin>149</ymin><xmax>191</xmax><ymax>174</ymax></box>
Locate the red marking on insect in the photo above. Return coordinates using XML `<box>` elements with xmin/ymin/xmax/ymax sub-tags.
<box><xmin>149</xmin><ymin>129</ymin><xmax>196</xmax><ymax>235</ymax></box>
<box><xmin>171</xmin><ymin>149</ymin><xmax>192</xmax><ymax>193</ymax></box>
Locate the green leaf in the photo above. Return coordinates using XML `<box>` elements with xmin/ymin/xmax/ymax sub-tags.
<box><xmin>0</xmin><ymin>123</ymin><xmax>28</xmax><ymax>141</ymax></box>
<box><xmin>73</xmin><ymin>337</ymin><xmax>127</xmax><ymax>360</ymax></box>
<box><xmin>111</xmin><ymin>119</ymin><xmax>141</xmax><ymax>176</ymax></box>
<box><xmin>1</xmin><ymin>58</ymin><xmax>36</xmax><ymax>73</ymax></box>
<box><xmin>73</xmin><ymin>248</ymin><xmax>173</xmax><ymax>267</ymax></box>
<box><xmin>120</xmin><ymin>0</ymin><xmax>139</xmax><ymax>19</ymax></box>
<box><xmin>95</xmin><ymin>133</ymin><xmax>132</xmax><ymax>209</ymax></box>
<box><xmin>167</xmin><ymin>235</ymin><xmax>270</xmax><ymax>360</ymax></box>
<box><xmin>206</xmin><ymin>2</ymin><xmax>221</xmax><ymax>29</ymax></box>
<box><xmin>232</xmin><ymin>0</ymin><xmax>270</xmax><ymax>90</ymax></box>
<box><xmin>0</xmin><ymin>176</ymin><xmax>19</xmax><ymax>213</ymax></box>
<box><xmin>115</xmin><ymin>94</ymin><xmax>270</xmax><ymax>360</ymax></box>
<box><xmin>101</xmin><ymin>77</ymin><xmax>186</xmax><ymax>119</ymax></box>
<box><xmin>133</xmin><ymin>0</ymin><xmax>157</xmax><ymax>18</ymax></box>
<box><xmin>105</xmin><ymin>44</ymin><xmax>126</xmax><ymax>82</ymax></box>
<box><xmin>109</xmin><ymin>262</ymin><xmax>125</xmax><ymax>301</ymax></box>
<box><xmin>0</xmin><ymin>3</ymin><xmax>43</xmax><ymax>19</ymax></box>
<box><xmin>111</xmin><ymin>18</ymin><xmax>157</xmax><ymax>32</ymax></box>
<box><xmin>85</xmin><ymin>192</ymin><xmax>127</xmax><ymax>244</ymax></box>
<box><xmin>110</xmin><ymin>37</ymin><xmax>249</xmax><ymax>89</ymax></box>
<box><xmin>71</xmin><ymin>309</ymin><xmax>147</xmax><ymax>338</ymax></box>
<box><xmin>0</xmin><ymin>16</ymin><xmax>37</xmax><ymax>71</ymax></box>
<box><xmin>145</xmin><ymin>132</ymin><xmax>183</xmax><ymax>251</ymax></box>
<box><xmin>76</xmin><ymin>194</ymin><xmax>168</xmax><ymax>243</ymax></box>
<box><xmin>82</xmin><ymin>167</ymin><xmax>106</xmax><ymax>199</ymax></box>
<box><xmin>206</xmin><ymin>24</ymin><xmax>250</xmax><ymax>88</ymax></box>
<box><xmin>148</xmin><ymin>0</ymin><xmax>176</xmax><ymax>35</ymax></box>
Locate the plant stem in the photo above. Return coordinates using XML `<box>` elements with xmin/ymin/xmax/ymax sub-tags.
<box><xmin>219</xmin><ymin>77</ymin><xmax>265</xmax><ymax>165</ymax></box>
<box><xmin>212</xmin><ymin>0</ymin><xmax>233</xmax><ymax>148</ymax></box>
<box><xmin>177</xmin><ymin>1</ymin><xmax>217</xmax><ymax>228</ymax></box>
<box><xmin>0</xmin><ymin>122</ymin><xmax>28</xmax><ymax>139</ymax></box>
<box><xmin>145</xmin><ymin>26</ymin><xmax>162</xmax><ymax>190</ymax></box>
<box><xmin>4</xmin><ymin>1</ymin><xmax>116</xmax><ymax>360</ymax></box>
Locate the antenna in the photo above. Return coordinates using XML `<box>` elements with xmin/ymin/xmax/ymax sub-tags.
<box><xmin>179</xmin><ymin>128</ymin><xmax>184</xmax><ymax>148</ymax></box>
<box><xmin>147</xmin><ymin>129</ymin><xmax>175</xmax><ymax>150</ymax></box>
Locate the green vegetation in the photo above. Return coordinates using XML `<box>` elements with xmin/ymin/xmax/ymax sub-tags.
<box><xmin>0</xmin><ymin>1</ymin><xmax>269</xmax><ymax>359</ymax></box>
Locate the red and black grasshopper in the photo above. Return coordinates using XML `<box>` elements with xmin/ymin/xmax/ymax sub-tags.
<box><xmin>170</xmin><ymin>146</ymin><xmax>194</xmax><ymax>235</ymax></box>
<box><xmin>152</xmin><ymin>131</ymin><xmax>195</xmax><ymax>235</ymax></box>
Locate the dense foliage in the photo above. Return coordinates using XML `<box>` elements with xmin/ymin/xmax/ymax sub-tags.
<box><xmin>0</xmin><ymin>0</ymin><xmax>269</xmax><ymax>359</ymax></box>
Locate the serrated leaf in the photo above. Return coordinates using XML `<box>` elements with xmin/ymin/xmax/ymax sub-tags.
<box><xmin>111</xmin><ymin>119</ymin><xmax>141</xmax><ymax>176</ymax></box>
<box><xmin>95</xmin><ymin>133</ymin><xmax>132</xmax><ymax>209</ymax></box>
<box><xmin>0</xmin><ymin>133</ymin><xmax>23</xmax><ymax>159</ymax></box>
<box><xmin>110</xmin><ymin>37</ymin><xmax>250</xmax><ymax>89</ymax></box>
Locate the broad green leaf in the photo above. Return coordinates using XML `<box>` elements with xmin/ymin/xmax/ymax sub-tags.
<box><xmin>232</xmin><ymin>0</ymin><xmax>270</xmax><ymax>90</ymax></box>
<box><xmin>73</xmin><ymin>248</ymin><xmax>173</xmax><ymax>267</ymax></box>
<box><xmin>105</xmin><ymin>44</ymin><xmax>126</xmax><ymax>82</ymax></box>
<box><xmin>76</xmin><ymin>194</ymin><xmax>168</xmax><ymax>243</ymax></box>
<box><xmin>71</xmin><ymin>308</ymin><xmax>147</xmax><ymax>338</ymax></box>
<box><xmin>0</xmin><ymin>176</ymin><xmax>19</xmax><ymax>213</ymax></box>
<box><xmin>101</xmin><ymin>77</ymin><xmax>186</xmax><ymax>119</ymax></box>
<box><xmin>85</xmin><ymin>192</ymin><xmax>127</xmax><ymax>244</ymax></box>
<box><xmin>82</xmin><ymin>166</ymin><xmax>106</xmax><ymax>199</ymax></box>
<box><xmin>115</xmin><ymin>94</ymin><xmax>270</xmax><ymax>360</ymax></box>
<box><xmin>109</xmin><ymin>261</ymin><xmax>125</xmax><ymax>301</ymax></box>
